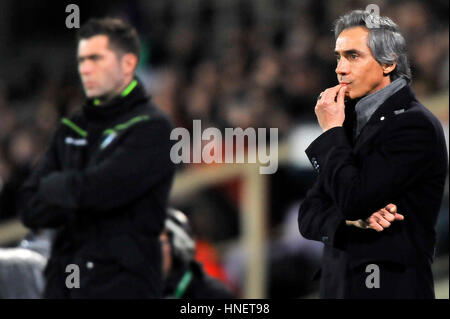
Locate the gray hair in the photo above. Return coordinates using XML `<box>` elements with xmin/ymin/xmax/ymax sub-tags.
<box><xmin>334</xmin><ymin>10</ymin><xmax>411</xmax><ymax>82</ymax></box>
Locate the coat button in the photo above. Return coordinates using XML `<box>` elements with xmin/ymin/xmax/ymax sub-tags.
<box><xmin>321</xmin><ymin>236</ymin><xmax>329</xmax><ymax>243</ymax></box>
<box><xmin>86</xmin><ymin>261</ymin><xmax>94</xmax><ymax>269</ymax></box>
<box><xmin>380</xmin><ymin>116</ymin><xmax>385</xmax><ymax>121</ymax></box>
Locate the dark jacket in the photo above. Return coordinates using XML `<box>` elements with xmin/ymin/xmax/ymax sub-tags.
<box><xmin>298</xmin><ymin>85</ymin><xmax>448</xmax><ymax>298</ymax></box>
<box><xmin>20</xmin><ymin>79</ymin><xmax>175</xmax><ymax>298</ymax></box>
<box><xmin>164</xmin><ymin>261</ymin><xmax>234</xmax><ymax>299</ymax></box>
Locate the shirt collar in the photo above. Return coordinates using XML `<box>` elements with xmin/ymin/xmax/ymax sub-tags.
<box><xmin>354</xmin><ymin>77</ymin><xmax>407</xmax><ymax>137</ymax></box>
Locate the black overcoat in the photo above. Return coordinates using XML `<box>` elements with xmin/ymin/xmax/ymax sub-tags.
<box><xmin>298</xmin><ymin>85</ymin><xmax>448</xmax><ymax>298</ymax></box>
<box><xmin>20</xmin><ymin>80</ymin><xmax>175</xmax><ymax>298</ymax></box>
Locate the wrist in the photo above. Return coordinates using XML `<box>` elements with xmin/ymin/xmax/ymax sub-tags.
<box><xmin>322</xmin><ymin>124</ymin><xmax>342</xmax><ymax>132</ymax></box>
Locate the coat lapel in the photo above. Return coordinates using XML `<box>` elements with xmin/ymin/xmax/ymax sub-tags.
<box><xmin>353</xmin><ymin>85</ymin><xmax>417</xmax><ymax>153</ymax></box>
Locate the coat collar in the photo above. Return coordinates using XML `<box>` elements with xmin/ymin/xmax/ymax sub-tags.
<box><xmin>349</xmin><ymin>85</ymin><xmax>418</xmax><ymax>151</ymax></box>
<box><xmin>354</xmin><ymin>77</ymin><xmax>407</xmax><ymax>138</ymax></box>
<box><xmin>82</xmin><ymin>78</ymin><xmax>150</xmax><ymax>121</ymax></box>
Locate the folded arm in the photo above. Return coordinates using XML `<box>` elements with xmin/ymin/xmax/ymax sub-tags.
<box><xmin>20</xmin><ymin>129</ymin><xmax>74</xmax><ymax>229</ymax></box>
<box><xmin>38</xmin><ymin>118</ymin><xmax>175</xmax><ymax>213</ymax></box>
<box><xmin>298</xmin><ymin>179</ymin><xmax>346</xmax><ymax>246</ymax></box>
<box><xmin>305</xmin><ymin>115</ymin><xmax>434</xmax><ymax>220</ymax></box>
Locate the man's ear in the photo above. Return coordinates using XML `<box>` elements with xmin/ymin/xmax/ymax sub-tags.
<box><xmin>382</xmin><ymin>62</ymin><xmax>397</xmax><ymax>76</ymax></box>
<box><xmin>121</xmin><ymin>53</ymin><xmax>138</xmax><ymax>75</ymax></box>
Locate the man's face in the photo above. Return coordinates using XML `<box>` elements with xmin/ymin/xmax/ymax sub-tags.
<box><xmin>77</xmin><ymin>35</ymin><xmax>125</xmax><ymax>100</ymax></box>
<box><xmin>335</xmin><ymin>26</ymin><xmax>391</xmax><ymax>99</ymax></box>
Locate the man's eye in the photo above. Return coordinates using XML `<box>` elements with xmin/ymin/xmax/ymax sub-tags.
<box><xmin>336</xmin><ymin>56</ymin><xmax>341</xmax><ymax>62</ymax></box>
<box><xmin>350</xmin><ymin>54</ymin><xmax>358</xmax><ymax>60</ymax></box>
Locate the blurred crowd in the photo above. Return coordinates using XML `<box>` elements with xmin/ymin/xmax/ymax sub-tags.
<box><xmin>0</xmin><ymin>0</ymin><xmax>448</xmax><ymax>297</ymax></box>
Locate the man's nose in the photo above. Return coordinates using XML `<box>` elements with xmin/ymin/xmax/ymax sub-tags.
<box><xmin>335</xmin><ymin>58</ymin><xmax>350</xmax><ymax>75</ymax></box>
<box><xmin>79</xmin><ymin>60</ymin><xmax>93</xmax><ymax>75</ymax></box>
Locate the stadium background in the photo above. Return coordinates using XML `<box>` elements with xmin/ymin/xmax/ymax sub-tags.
<box><xmin>0</xmin><ymin>0</ymin><xmax>448</xmax><ymax>298</ymax></box>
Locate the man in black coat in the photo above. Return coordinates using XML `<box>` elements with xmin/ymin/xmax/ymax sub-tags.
<box><xmin>19</xmin><ymin>18</ymin><xmax>175</xmax><ymax>298</ymax></box>
<box><xmin>298</xmin><ymin>10</ymin><xmax>448</xmax><ymax>299</ymax></box>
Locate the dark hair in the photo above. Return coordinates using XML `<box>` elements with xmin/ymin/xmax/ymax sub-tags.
<box><xmin>77</xmin><ymin>18</ymin><xmax>141</xmax><ymax>61</ymax></box>
<box><xmin>334</xmin><ymin>10</ymin><xmax>411</xmax><ymax>82</ymax></box>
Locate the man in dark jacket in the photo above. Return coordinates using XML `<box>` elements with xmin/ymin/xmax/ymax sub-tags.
<box><xmin>298</xmin><ymin>10</ymin><xmax>447</xmax><ymax>298</ymax></box>
<box><xmin>162</xmin><ymin>208</ymin><xmax>234</xmax><ymax>299</ymax></box>
<box><xmin>19</xmin><ymin>18</ymin><xmax>175</xmax><ymax>298</ymax></box>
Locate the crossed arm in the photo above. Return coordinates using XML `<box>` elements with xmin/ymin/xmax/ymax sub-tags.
<box><xmin>20</xmin><ymin>119</ymin><xmax>174</xmax><ymax>229</ymax></box>
<box><xmin>19</xmin><ymin>128</ymin><xmax>74</xmax><ymax>229</ymax></box>
<box><xmin>298</xmin><ymin>178</ymin><xmax>402</xmax><ymax>246</ymax></box>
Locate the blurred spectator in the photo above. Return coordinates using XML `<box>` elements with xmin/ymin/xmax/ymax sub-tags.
<box><xmin>162</xmin><ymin>208</ymin><xmax>234</xmax><ymax>298</ymax></box>
<box><xmin>0</xmin><ymin>229</ymin><xmax>54</xmax><ymax>298</ymax></box>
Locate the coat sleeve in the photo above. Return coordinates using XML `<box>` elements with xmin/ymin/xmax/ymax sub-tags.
<box><xmin>298</xmin><ymin>178</ymin><xmax>347</xmax><ymax>246</ymax></box>
<box><xmin>19</xmin><ymin>128</ymin><xmax>75</xmax><ymax>229</ymax></box>
<box><xmin>305</xmin><ymin>113</ymin><xmax>435</xmax><ymax>220</ymax></box>
<box><xmin>37</xmin><ymin>117</ymin><xmax>175</xmax><ymax>213</ymax></box>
